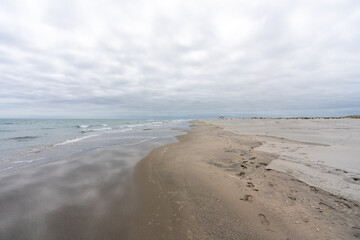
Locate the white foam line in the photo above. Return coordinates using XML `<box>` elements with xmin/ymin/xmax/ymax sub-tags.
<box><xmin>0</xmin><ymin>166</ymin><xmax>14</xmax><ymax>172</ymax></box>
<box><xmin>12</xmin><ymin>160</ymin><xmax>34</xmax><ymax>163</ymax></box>
<box><xmin>54</xmin><ymin>134</ymin><xmax>99</xmax><ymax>146</ymax></box>
<box><xmin>91</xmin><ymin>127</ymin><xmax>112</xmax><ymax>131</ymax></box>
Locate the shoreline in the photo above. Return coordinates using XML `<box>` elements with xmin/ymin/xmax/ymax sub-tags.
<box><xmin>132</xmin><ymin>120</ymin><xmax>360</xmax><ymax>239</ymax></box>
<box><xmin>0</xmin><ymin>122</ymin><xmax>185</xmax><ymax>240</ymax></box>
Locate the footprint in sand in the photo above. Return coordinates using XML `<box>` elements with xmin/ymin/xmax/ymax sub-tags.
<box><xmin>240</xmin><ymin>195</ymin><xmax>253</xmax><ymax>202</ymax></box>
<box><xmin>310</xmin><ymin>186</ymin><xmax>320</xmax><ymax>193</ymax></box>
<box><xmin>246</xmin><ymin>182</ymin><xmax>255</xmax><ymax>188</ymax></box>
<box><xmin>258</xmin><ymin>214</ymin><xmax>270</xmax><ymax>226</ymax></box>
<box><xmin>237</xmin><ymin>171</ymin><xmax>245</xmax><ymax>177</ymax></box>
<box><xmin>287</xmin><ymin>195</ymin><xmax>296</xmax><ymax>201</ymax></box>
<box><xmin>334</xmin><ymin>200</ymin><xmax>351</xmax><ymax>209</ymax></box>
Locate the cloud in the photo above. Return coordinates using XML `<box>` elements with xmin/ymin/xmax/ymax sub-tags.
<box><xmin>0</xmin><ymin>0</ymin><xmax>359</xmax><ymax>118</ymax></box>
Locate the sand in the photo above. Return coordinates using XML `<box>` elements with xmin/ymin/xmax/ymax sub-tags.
<box><xmin>3</xmin><ymin>119</ymin><xmax>358</xmax><ymax>239</ymax></box>
<box><xmin>205</xmin><ymin>118</ymin><xmax>360</xmax><ymax>202</ymax></box>
<box><xmin>133</xmin><ymin>120</ymin><xmax>360</xmax><ymax>239</ymax></box>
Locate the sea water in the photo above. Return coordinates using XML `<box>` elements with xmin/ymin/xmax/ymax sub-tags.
<box><xmin>0</xmin><ymin>119</ymin><xmax>190</xmax><ymax>239</ymax></box>
<box><xmin>0</xmin><ymin>119</ymin><xmax>189</xmax><ymax>173</ymax></box>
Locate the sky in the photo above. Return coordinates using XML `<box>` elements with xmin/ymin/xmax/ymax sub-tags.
<box><xmin>0</xmin><ymin>0</ymin><xmax>359</xmax><ymax>118</ymax></box>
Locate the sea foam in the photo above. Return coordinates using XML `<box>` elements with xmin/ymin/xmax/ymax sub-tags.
<box><xmin>54</xmin><ymin>134</ymin><xmax>99</xmax><ymax>146</ymax></box>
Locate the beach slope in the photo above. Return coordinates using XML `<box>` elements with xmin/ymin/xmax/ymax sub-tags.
<box><xmin>132</xmin><ymin>120</ymin><xmax>360</xmax><ymax>239</ymax></box>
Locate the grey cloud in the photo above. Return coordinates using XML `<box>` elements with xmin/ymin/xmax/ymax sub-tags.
<box><xmin>0</xmin><ymin>0</ymin><xmax>359</xmax><ymax>118</ymax></box>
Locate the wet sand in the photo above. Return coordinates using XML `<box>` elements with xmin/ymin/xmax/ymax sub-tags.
<box><xmin>0</xmin><ymin>136</ymin><xmax>175</xmax><ymax>240</ymax></box>
<box><xmin>2</xmin><ymin>119</ymin><xmax>359</xmax><ymax>239</ymax></box>
<box><xmin>133</xmin><ymin>120</ymin><xmax>360</xmax><ymax>239</ymax></box>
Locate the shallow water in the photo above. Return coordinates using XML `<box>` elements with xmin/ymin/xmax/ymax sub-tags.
<box><xmin>0</xmin><ymin>119</ymin><xmax>188</xmax><ymax>172</ymax></box>
<box><xmin>0</xmin><ymin>119</ymin><xmax>190</xmax><ymax>239</ymax></box>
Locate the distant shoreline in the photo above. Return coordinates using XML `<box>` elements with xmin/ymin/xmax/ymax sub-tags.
<box><xmin>217</xmin><ymin>115</ymin><xmax>360</xmax><ymax>119</ymax></box>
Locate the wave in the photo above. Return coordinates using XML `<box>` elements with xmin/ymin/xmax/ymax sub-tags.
<box><xmin>7</xmin><ymin>136</ymin><xmax>39</xmax><ymax>141</ymax></box>
<box><xmin>76</xmin><ymin>124</ymin><xmax>108</xmax><ymax>129</ymax></box>
<box><xmin>126</xmin><ymin>123</ymin><xmax>148</xmax><ymax>128</ymax></box>
<box><xmin>80</xmin><ymin>127</ymin><xmax>112</xmax><ymax>133</ymax></box>
<box><xmin>89</xmin><ymin>127</ymin><xmax>112</xmax><ymax>131</ymax></box>
<box><xmin>54</xmin><ymin>134</ymin><xmax>99</xmax><ymax>146</ymax></box>
<box><xmin>0</xmin><ymin>166</ymin><xmax>15</xmax><ymax>172</ymax></box>
<box><xmin>12</xmin><ymin>160</ymin><xmax>34</xmax><ymax>164</ymax></box>
<box><xmin>118</xmin><ymin>127</ymin><xmax>132</xmax><ymax>132</ymax></box>
<box><xmin>151</xmin><ymin>121</ymin><xmax>165</xmax><ymax>126</ymax></box>
<box><xmin>76</xmin><ymin>125</ymin><xmax>90</xmax><ymax>129</ymax></box>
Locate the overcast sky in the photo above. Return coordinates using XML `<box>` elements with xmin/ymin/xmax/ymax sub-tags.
<box><xmin>0</xmin><ymin>0</ymin><xmax>359</xmax><ymax>118</ymax></box>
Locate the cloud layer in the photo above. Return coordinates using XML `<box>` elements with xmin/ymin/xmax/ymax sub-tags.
<box><xmin>1</xmin><ymin>0</ymin><xmax>359</xmax><ymax>118</ymax></box>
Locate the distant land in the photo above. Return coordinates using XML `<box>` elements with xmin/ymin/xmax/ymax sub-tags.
<box><xmin>217</xmin><ymin>115</ymin><xmax>360</xmax><ymax>119</ymax></box>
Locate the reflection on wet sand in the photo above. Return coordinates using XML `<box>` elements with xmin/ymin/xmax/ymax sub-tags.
<box><xmin>0</xmin><ymin>137</ymin><xmax>174</xmax><ymax>240</ymax></box>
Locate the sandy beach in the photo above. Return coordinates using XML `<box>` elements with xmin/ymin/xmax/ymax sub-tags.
<box><xmin>2</xmin><ymin>0</ymin><xmax>359</xmax><ymax>238</ymax></box>
<box><xmin>1</xmin><ymin>119</ymin><xmax>359</xmax><ymax>239</ymax></box>
<box><xmin>133</xmin><ymin>120</ymin><xmax>360</xmax><ymax>239</ymax></box>
<box><xmin>205</xmin><ymin>118</ymin><xmax>360</xmax><ymax>202</ymax></box>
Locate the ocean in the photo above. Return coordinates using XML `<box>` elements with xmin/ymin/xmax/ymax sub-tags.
<box><xmin>0</xmin><ymin>119</ymin><xmax>189</xmax><ymax>172</ymax></box>
<box><xmin>0</xmin><ymin>119</ymin><xmax>190</xmax><ymax>239</ymax></box>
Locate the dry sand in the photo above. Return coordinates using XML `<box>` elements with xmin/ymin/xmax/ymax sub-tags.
<box><xmin>205</xmin><ymin>118</ymin><xmax>360</xmax><ymax>202</ymax></box>
<box><xmin>132</xmin><ymin>120</ymin><xmax>360</xmax><ymax>239</ymax></box>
